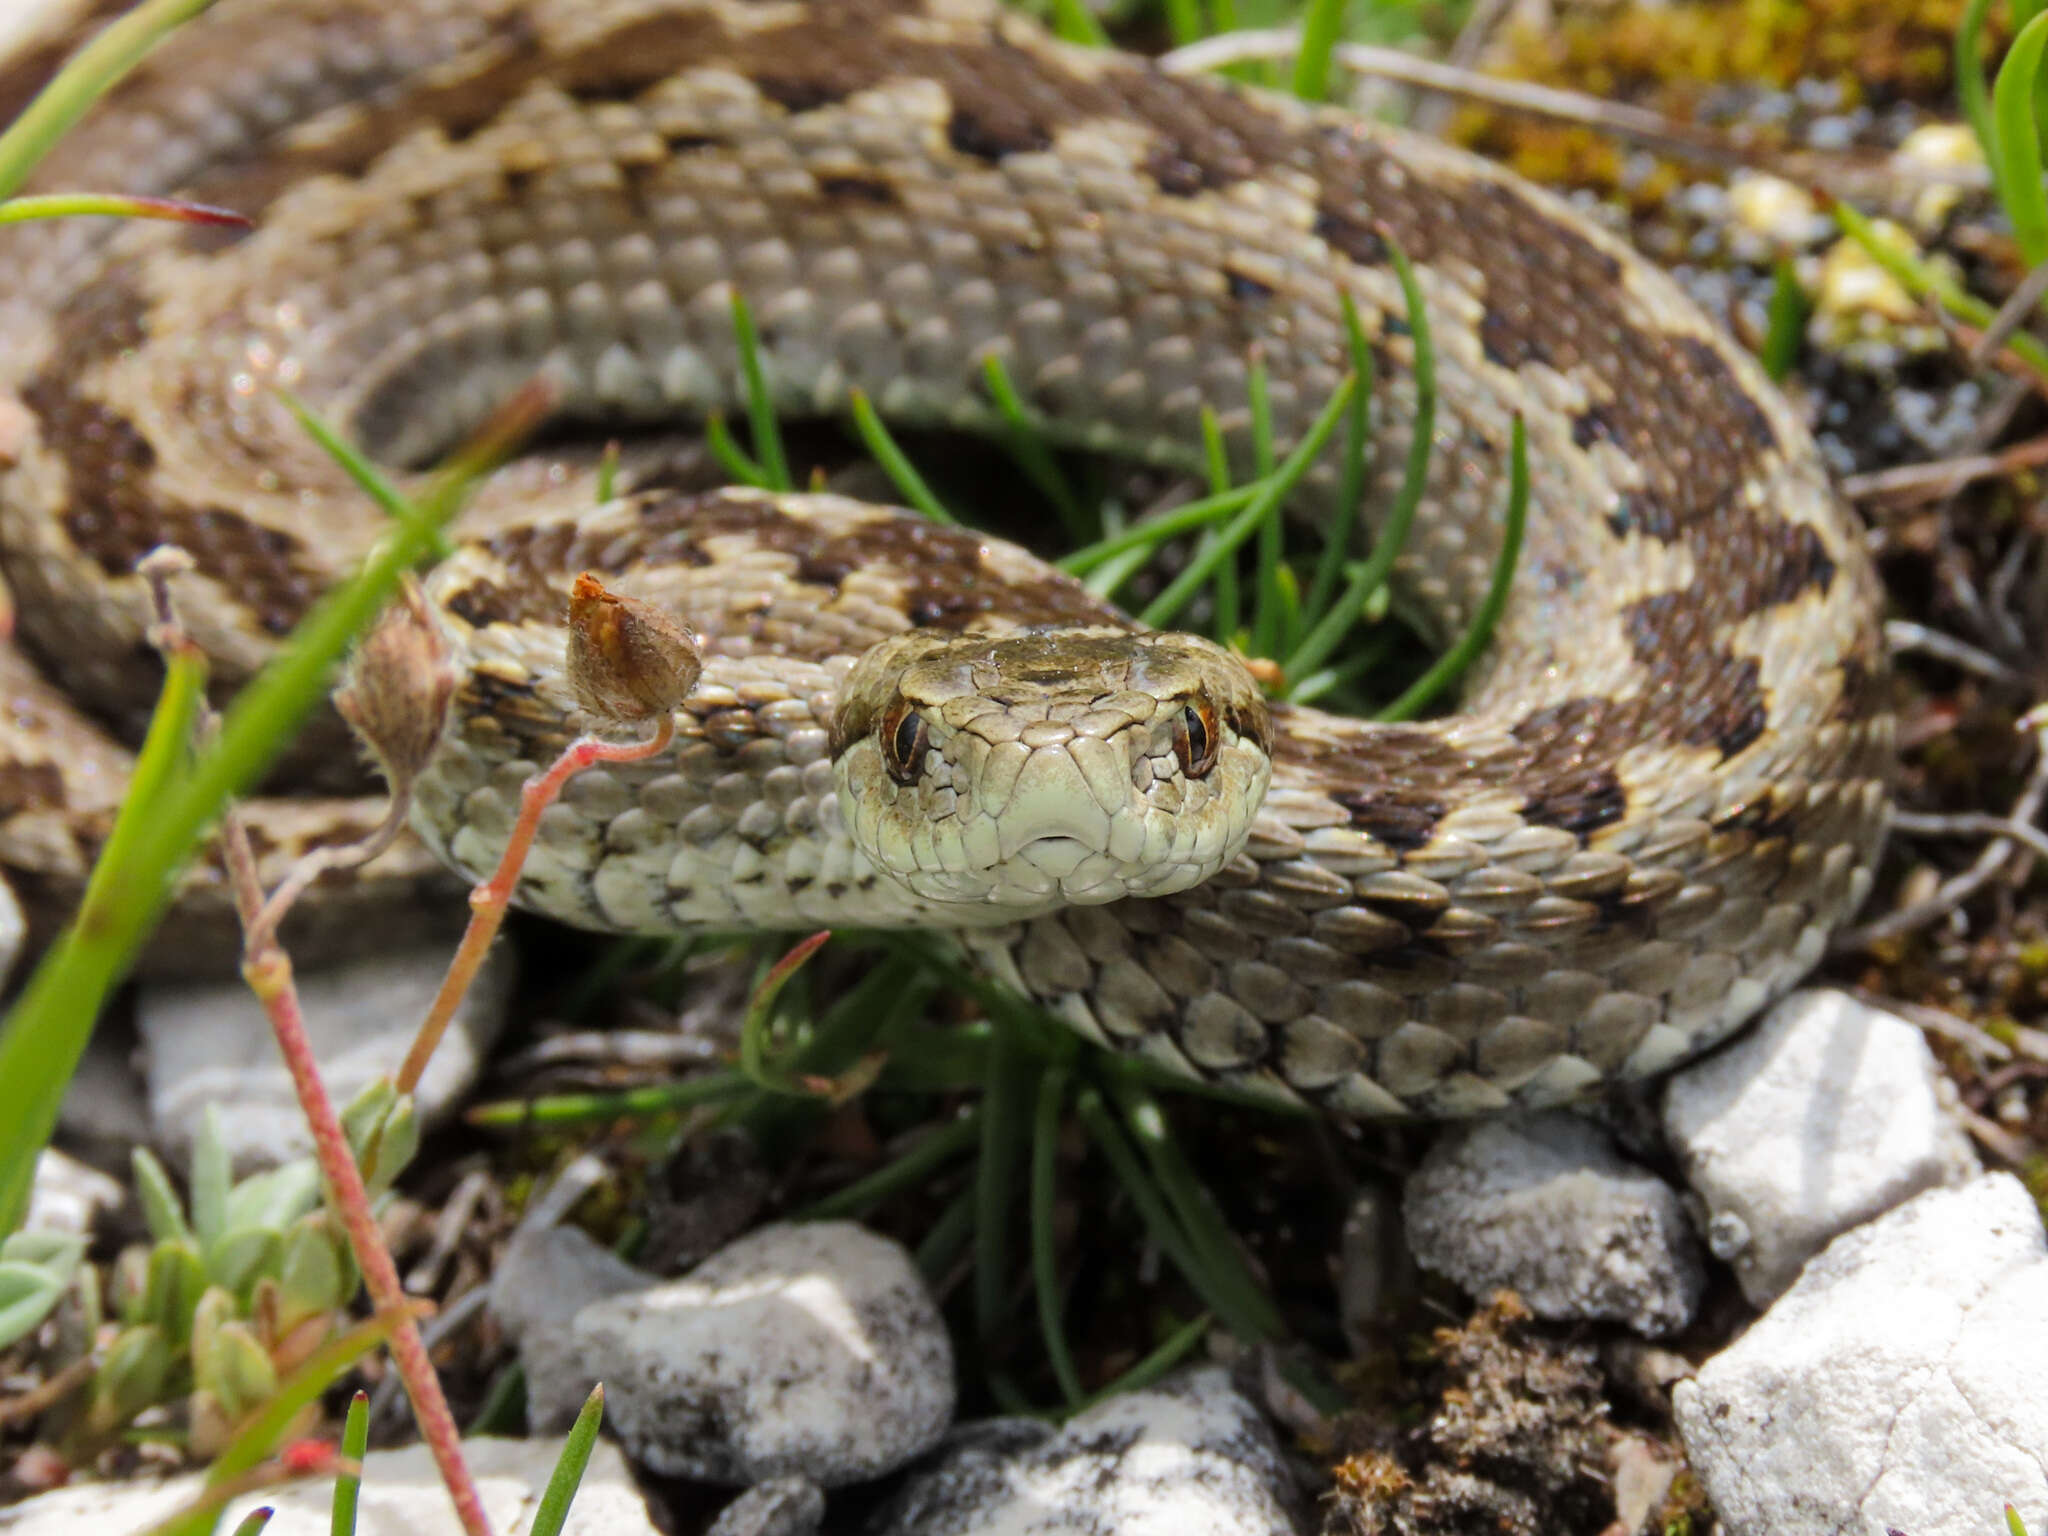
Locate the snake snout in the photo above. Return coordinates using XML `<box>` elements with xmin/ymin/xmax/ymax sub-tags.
<box><xmin>833</xmin><ymin>626</ymin><xmax>1276</xmax><ymax>920</ymax></box>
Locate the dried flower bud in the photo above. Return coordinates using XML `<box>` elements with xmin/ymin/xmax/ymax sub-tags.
<box><xmin>335</xmin><ymin>576</ymin><xmax>458</xmax><ymax>797</ymax></box>
<box><xmin>565</xmin><ymin>571</ymin><xmax>701</xmax><ymax>724</ymax></box>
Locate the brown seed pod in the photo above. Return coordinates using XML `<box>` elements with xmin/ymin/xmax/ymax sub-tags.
<box><xmin>334</xmin><ymin>575</ymin><xmax>458</xmax><ymax>798</ymax></box>
<box><xmin>565</xmin><ymin>571</ymin><xmax>702</xmax><ymax>725</ymax></box>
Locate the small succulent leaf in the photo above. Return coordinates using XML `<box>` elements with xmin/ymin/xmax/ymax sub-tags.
<box><xmin>207</xmin><ymin>1320</ymin><xmax>279</xmax><ymax>1419</ymax></box>
<box><xmin>276</xmin><ymin>1220</ymin><xmax>345</xmax><ymax>1323</ymax></box>
<box><xmin>112</xmin><ymin>1244</ymin><xmax>152</xmax><ymax>1325</ymax></box>
<box><xmin>189</xmin><ymin>1284</ymin><xmax>237</xmax><ymax>1378</ymax></box>
<box><xmin>0</xmin><ymin>1261</ymin><xmax>66</xmax><ymax>1349</ymax></box>
<box><xmin>339</xmin><ymin>1080</ymin><xmax>397</xmax><ymax>1166</ymax></box>
<box><xmin>142</xmin><ymin>1239</ymin><xmax>207</xmax><ymax>1348</ymax></box>
<box><xmin>91</xmin><ymin>1323</ymin><xmax>171</xmax><ymax>1431</ymax></box>
<box><xmin>1</xmin><ymin>1229</ymin><xmax>87</xmax><ymax>1274</ymax></box>
<box><xmin>130</xmin><ymin>1148</ymin><xmax>189</xmax><ymax>1246</ymax></box>
<box><xmin>223</xmin><ymin>1159</ymin><xmax>321</xmax><ymax>1235</ymax></box>
<box><xmin>359</xmin><ymin>1095</ymin><xmax>419</xmax><ymax>1197</ymax></box>
<box><xmin>190</xmin><ymin>1107</ymin><xmax>231</xmax><ymax>1247</ymax></box>
<box><xmin>207</xmin><ymin>1226</ymin><xmax>284</xmax><ymax>1299</ymax></box>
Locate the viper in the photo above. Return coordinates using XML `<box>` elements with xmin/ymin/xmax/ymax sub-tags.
<box><xmin>0</xmin><ymin>0</ymin><xmax>1893</xmax><ymax>1117</ymax></box>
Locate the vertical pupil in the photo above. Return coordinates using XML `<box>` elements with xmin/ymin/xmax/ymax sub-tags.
<box><xmin>1181</xmin><ymin>705</ymin><xmax>1210</xmax><ymax>773</ymax></box>
<box><xmin>889</xmin><ymin>709</ymin><xmax>927</xmax><ymax>783</ymax></box>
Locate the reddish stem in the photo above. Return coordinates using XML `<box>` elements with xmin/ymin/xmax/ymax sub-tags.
<box><xmin>396</xmin><ymin>716</ymin><xmax>677</xmax><ymax>1095</ymax></box>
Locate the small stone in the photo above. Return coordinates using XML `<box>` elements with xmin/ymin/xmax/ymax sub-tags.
<box><xmin>868</xmin><ymin>1368</ymin><xmax>1302</xmax><ymax>1536</ymax></box>
<box><xmin>1675</xmin><ymin>1175</ymin><xmax>2048</xmax><ymax>1536</ymax></box>
<box><xmin>23</xmin><ymin>1149</ymin><xmax>123</xmax><ymax>1237</ymax></box>
<box><xmin>0</xmin><ymin>1436</ymin><xmax>659</xmax><ymax>1534</ymax></box>
<box><xmin>574</xmin><ymin>1221</ymin><xmax>953</xmax><ymax>1486</ymax></box>
<box><xmin>1663</xmin><ymin>989</ymin><xmax>1978</xmax><ymax>1305</ymax></box>
<box><xmin>705</xmin><ymin>1476</ymin><xmax>827</xmax><ymax>1536</ymax></box>
<box><xmin>1403</xmin><ymin>1111</ymin><xmax>1704</xmax><ymax>1336</ymax></box>
<box><xmin>493</xmin><ymin>1223</ymin><xmax>655</xmax><ymax>1432</ymax></box>
<box><xmin>138</xmin><ymin>945</ymin><xmax>512</xmax><ymax>1173</ymax></box>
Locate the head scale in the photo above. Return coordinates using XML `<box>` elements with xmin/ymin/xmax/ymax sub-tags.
<box><xmin>831</xmin><ymin>625</ymin><xmax>1274</xmax><ymax>915</ymax></box>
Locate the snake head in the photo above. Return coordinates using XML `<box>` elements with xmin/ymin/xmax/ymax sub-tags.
<box><xmin>831</xmin><ymin>625</ymin><xmax>1273</xmax><ymax>914</ymax></box>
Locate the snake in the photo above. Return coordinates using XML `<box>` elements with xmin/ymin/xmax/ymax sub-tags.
<box><xmin>0</xmin><ymin>0</ymin><xmax>1894</xmax><ymax>1118</ymax></box>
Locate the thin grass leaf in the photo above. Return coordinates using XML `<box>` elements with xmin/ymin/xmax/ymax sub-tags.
<box><xmin>1290</xmin><ymin>0</ymin><xmax>1349</xmax><ymax>101</ymax></box>
<box><xmin>915</xmin><ymin>1185</ymin><xmax>978</xmax><ymax>1282</ymax></box>
<box><xmin>1072</xmin><ymin>1087</ymin><xmax>1273</xmax><ymax>1342</ymax></box>
<box><xmin>1759</xmin><ymin>257</ymin><xmax>1807</xmax><ymax>382</ymax></box>
<box><xmin>1062</xmin><ymin>483</ymin><xmax>1259</xmax><ymax>579</ymax></box>
<box><xmin>1303</xmin><ymin>292</ymin><xmax>1377</xmax><ymax>624</ymax></box>
<box><xmin>975</xmin><ymin>1022</ymin><xmax>1036</xmax><ymax>1348</ymax></box>
<box><xmin>737</xmin><ymin>931</ymin><xmax>831</xmax><ymax>1092</ymax></box>
<box><xmin>0</xmin><ymin>0</ymin><xmax>215</xmax><ymax>203</ymax></box>
<box><xmin>1140</xmin><ymin>373</ymin><xmax>1357</xmax><ymax>631</ymax></box>
<box><xmin>1377</xmin><ymin>413</ymin><xmax>1528</xmax><ymax>722</ymax></box>
<box><xmin>795</xmin><ymin>1112</ymin><xmax>981</xmax><ymax>1221</ymax></box>
<box><xmin>1285</xmin><ymin>239</ymin><xmax>1432</xmax><ymax>684</ymax></box>
<box><xmin>1829</xmin><ymin>200</ymin><xmax>2048</xmax><ymax>379</ymax></box>
<box><xmin>1162</xmin><ymin>0</ymin><xmax>1206</xmax><ymax>45</ymax></box>
<box><xmin>1104</xmin><ymin>1077</ymin><xmax>1283</xmax><ymax>1338</ymax></box>
<box><xmin>1198</xmin><ymin>402</ymin><xmax>1241</xmax><ymax>637</ymax></box>
<box><xmin>595</xmin><ymin>440</ymin><xmax>621</xmax><ymax>505</ymax></box>
<box><xmin>1287</xmin><ymin>623</ymin><xmax>1400</xmax><ymax>705</ymax></box>
<box><xmin>848</xmin><ymin>390</ymin><xmax>959</xmax><ymax>524</ymax></box>
<box><xmin>980</xmin><ymin>353</ymin><xmax>1089</xmax><ymax>539</ymax></box>
<box><xmin>529</xmin><ymin>1386</ymin><xmax>604</xmax><ymax>1536</ymax></box>
<box><xmin>1247</xmin><ymin>359</ymin><xmax>1286</xmax><ymax>656</ymax></box>
<box><xmin>1031</xmin><ymin>1066</ymin><xmax>1084</xmax><ymax>1407</ymax></box>
<box><xmin>274</xmin><ymin>392</ymin><xmax>451</xmax><ymax>559</ymax></box>
<box><xmin>1071</xmin><ymin>1310</ymin><xmax>1209</xmax><ymax>1410</ymax></box>
<box><xmin>1957</xmin><ymin>0</ymin><xmax>1997</xmax><ymax>163</ymax></box>
<box><xmin>2008</xmin><ymin>1504</ymin><xmax>2030</xmax><ymax>1536</ymax></box>
<box><xmin>1048</xmin><ymin>0</ymin><xmax>1110</xmax><ymax>46</ymax></box>
<box><xmin>704</xmin><ymin>411</ymin><xmax>770</xmax><ymax>487</ymax></box>
<box><xmin>1994</xmin><ymin>10</ymin><xmax>2048</xmax><ymax>264</ymax></box>
<box><xmin>0</xmin><ymin>192</ymin><xmax>246</xmax><ymax>225</ymax></box>
<box><xmin>466</xmin><ymin>1071</ymin><xmax>752</xmax><ymax>1129</ymax></box>
<box><xmin>330</xmin><ymin>1391</ymin><xmax>368</xmax><ymax>1536</ymax></box>
<box><xmin>228</xmin><ymin>1513</ymin><xmax>273</xmax><ymax>1536</ymax></box>
<box><xmin>728</xmin><ymin>292</ymin><xmax>792</xmax><ymax>491</ymax></box>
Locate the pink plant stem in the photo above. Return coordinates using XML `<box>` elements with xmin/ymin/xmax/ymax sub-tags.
<box><xmin>216</xmin><ymin>810</ymin><xmax>493</xmax><ymax>1536</ymax></box>
<box><xmin>396</xmin><ymin>717</ymin><xmax>677</xmax><ymax>1095</ymax></box>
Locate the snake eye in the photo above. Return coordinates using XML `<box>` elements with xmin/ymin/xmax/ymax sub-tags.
<box><xmin>1172</xmin><ymin>700</ymin><xmax>1220</xmax><ymax>779</ymax></box>
<box><xmin>881</xmin><ymin>702</ymin><xmax>930</xmax><ymax>787</ymax></box>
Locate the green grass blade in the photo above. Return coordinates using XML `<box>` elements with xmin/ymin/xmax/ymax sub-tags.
<box><xmin>1247</xmin><ymin>360</ymin><xmax>1287</xmax><ymax>656</ymax></box>
<box><xmin>704</xmin><ymin>411</ymin><xmax>771</xmax><ymax>487</ymax></box>
<box><xmin>1285</xmin><ymin>241</ymin><xmax>1432</xmax><ymax>684</ymax></box>
<box><xmin>1302</xmin><ymin>292</ymin><xmax>1377</xmax><ymax>624</ymax></box>
<box><xmin>1377</xmin><ymin>413</ymin><xmax>1528</xmax><ymax>722</ymax></box>
<box><xmin>0</xmin><ymin>0</ymin><xmax>217</xmax><ymax>202</ymax></box>
<box><xmin>1072</xmin><ymin>1310</ymin><xmax>1209</xmax><ymax>1409</ymax></box>
<box><xmin>975</xmin><ymin>1021</ymin><xmax>1035</xmax><ymax>1348</ymax></box>
<box><xmin>980</xmin><ymin>353</ymin><xmax>1089</xmax><ymax>539</ymax></box>
<box><xmin>1162</xmin><ymin>0</ymin><xmax>1206</xmax><ymax>45</ymax></box>
<box><xmin>1061</xmin><ymin>484</ymin><xmax>1260</xmax><ymax>579</ymax></box>
<box><xmin>1048</xmin><ymin>0</ymin><xmax>1110</xmax><ymax>46</ymax></box>
<box><xmin>227</xmin><ymin>1513</ymin><xmax>273</xmax><ymax>1536</ymax></box>
<box><xmin>0</xmin><ymin>192</ymin><xmax>246</xmax><ymax>226</ymax></box>
<box><xmin>1290</xmin><ymin>0</ymin><xmax>1349</xmax><ymax>101</ymax></box>
<box><xmin>529</xmin><ymin>1386</ymin><xmax>604</xmax><ymax>1536</ymax></box>
<box><xmin>1030</xmin><ymin>1066</ymin><xmax>1084</xmax><ymax>1407</ymax></box>
<box><xmin>795</xmin><ymin>1112</ymin><xmax>981</xmax><ymax>1221</ymax></box>
<box><xmin>729</xmin><ymin>292</ymin><xmax>792</xmax><ymax>491</ymax></box>
<box><xmin>276</xmin><ymin>392</ymin><xmax>450</xmax><ymax>559</ymax></box>
<box><xmin>848</xmin><ymin>390</ymin><xmax>959</xmax><ymax>525</ymax></box>
<box><xmin>1759</xmin><ymin>257</ymin><xmax>1806</xmax><ymax>382</ymax></box>
<box><xmin>1140</xmin><ymin>372</ymin><xmax>1356</xmax><ymax>631</ymax></box>
<box><xmin>330</xmin><ymin>1391</ymin><xmax>368</xmax><ymax>1536</ymax></box>
<box><xmin>1956</xmin><ymin>0</ymin><xmax>1997</xmax><ymax>166</ymax></box>
<box><xmin>1994</xmin><ymin>10</ymin><xmax>2048</xmax><ymax>264</ymax></box>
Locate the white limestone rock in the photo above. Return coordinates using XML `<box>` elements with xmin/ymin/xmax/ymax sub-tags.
<box><xmin>869</xmin><ymin>1367</ymin><xmax>1303</xmax><ymax>1536</ymax></box>
<box><xmin>1403</xmin><ymin>1111</ymin><xmax>1704</xmax><ymax>1336</ymax></box>
<box><xmin>1674</xmin><ymin>1175</ymin><xmax>2048</xmax><ymax>1536</ymax></box>
<box><xmin>574</xmin><ymin>1220</ymin><xmax>953</xmax><ymax>1486</ymax></box>
<box><xmin>1663</xmin><ymin>988</ymin><xmax>1978</xmax><ymax>1305</ymax></box>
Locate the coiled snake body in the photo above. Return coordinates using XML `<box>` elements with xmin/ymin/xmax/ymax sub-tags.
<box><xmin>0</xmin><ymin>0</ymin><xmax>1892</xmax><ymax>1116</ymax></box>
